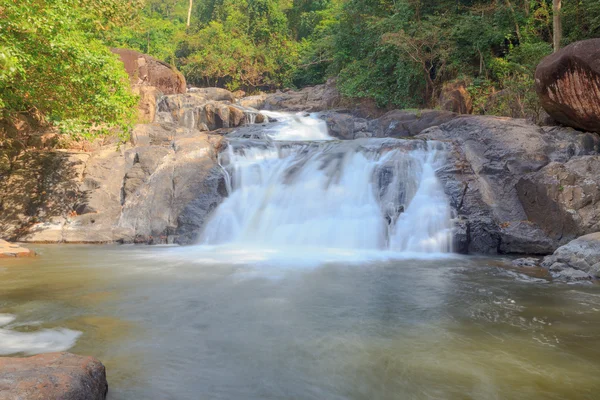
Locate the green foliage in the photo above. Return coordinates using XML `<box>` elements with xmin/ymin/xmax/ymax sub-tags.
<box><xmin>0</xmin><ymin>0</ymin><xmax>140</xmax><ymax>139</ymax></box>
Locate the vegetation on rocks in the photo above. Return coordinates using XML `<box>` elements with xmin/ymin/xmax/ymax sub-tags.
<box><xmin>1</xmin><ymin>0</ymin><xmax>600</xmax><ymax>147</ymax></box>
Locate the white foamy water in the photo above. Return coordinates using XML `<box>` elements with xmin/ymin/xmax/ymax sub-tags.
<box><xmin>0</xmin><ymin>313</ymin><xmax>81</xmax><ymax>355</ymax></box>
<box><xmin>198</xmin><ymin>113</ymin><xmax>453</xmax><ymax>255</ymax></box>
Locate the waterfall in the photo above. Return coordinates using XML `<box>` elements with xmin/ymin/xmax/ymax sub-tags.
<box><xmin>198</xmin><ymin>113</ymin><xmax>453</xmax><ymax>254</ymax></box>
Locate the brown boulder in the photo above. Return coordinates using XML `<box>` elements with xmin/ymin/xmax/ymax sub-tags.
<box><xmin>438</xmin><ymin>81</ymin><xmax>473</xmax><ymax>114</ymax></box>
<box><xmin>0</xmin><ymin>352</ymin><xmax>108</xmax><ymax>400</ymax></box>
<box><xmin>535</xmin><ymin>39</ymin><xmax>600</xmax><ymax>133</ymax></box>
<box><xmin>111</xmin><ymin>48</ymin><xmax>186</xmax><ymax>95</ymax></box>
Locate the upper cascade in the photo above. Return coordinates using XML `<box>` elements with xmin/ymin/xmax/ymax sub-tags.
<box><xmin>198</xmin><ymin>112</ymin><xmax>453</xmax><ymax>255</ymax></box>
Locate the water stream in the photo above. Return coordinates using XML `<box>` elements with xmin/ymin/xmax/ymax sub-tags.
<box><xmin>1</xmin><ymin>113</ymin><xmax>600</xmax><ymax>399</ymax></box>
<box><xmin>200</xmin><ymin>112</ymin><xmax>452</xmax><ymax>255</ymax></box>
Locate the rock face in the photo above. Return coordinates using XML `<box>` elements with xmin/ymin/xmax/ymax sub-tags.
<box><xmin>320</xmin><ymin>110</ymin><xmax>458</xmax><ymax>140</ymax></box>
<box><xmin>111</xmin><ymin>48</ymin><xmax>186</xmax><ymax>95</ymax></box>
<box><xmin>418</xmin><ymin>116</ymin><xmax>600</xmax><ymax>254</ymax></box>
<box><xmin>0</xmin><ymin>124</ymin><xmax>226</xmax><ymax>245</ymax></box>
<box><xmin>541</xmin><ymin>232</ymin><xmax>600</xmax><ymax>281</ymax></box>
<box><xmin>0</xmin><ymin>352</ymin><xmax>108</xmax><ymax>400</ymax></box>
<box><xmin>264</xmin><ymin>78</ymin><xmax>341</xmax><ymax>112</ymax></box>
<box><xmin>535</xmin><ymin>39</ymin><xmax>600</xmax><ymax>133</ymax></box>
<box><xmin>438</xmin><ymin>81</ymin><xmax>473</xmax><ymax>114</ymax></box>
<box><xmin>158</xmin><ymin>92</ymin><xmax>258</xmax><ymax>131</ymax></box>
<box><xmin>517</xmin><ymin>155</ymin><xmax>600</xmax><ymax>244</ymax></box>
<box><xmin>0</xmin><ymin>239</ymin><xmax>35</xmax><ymax>258</ymax></box>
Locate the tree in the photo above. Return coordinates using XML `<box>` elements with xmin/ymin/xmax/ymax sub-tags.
<box><xmin>383</xmin><ymin>17</ymin><xmax>452</xmax><ymax>105</ymax></box>
<box><xmin>0</xmin><ymin>0</ymin><xmax>141</xmax><ymax>138</ymax></box>
<box><xmin>553</xmin><ymin>0</ymin><xmax>562</xmax><ymax>52</ymax></box>
<box><xmin>187</xmin><ymin>0</ymin><xmax>193</xmax><ymax>27</ymax></box>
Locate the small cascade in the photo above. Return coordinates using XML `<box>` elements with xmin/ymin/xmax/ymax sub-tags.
<box><xmin>198</xmin><ymin>113</ymin><xmax>454</xmax><ymax>254</ymax></box>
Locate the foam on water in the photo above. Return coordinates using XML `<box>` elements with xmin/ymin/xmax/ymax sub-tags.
<box><xmin>0</xmin><ymin>313</ymin><xmax>81</xmax><ymax>355</ymax></box>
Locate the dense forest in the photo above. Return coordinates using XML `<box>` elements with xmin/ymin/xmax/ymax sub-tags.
<box><xmin>2</xmin><ymin>0</ymin><xmax>600</xmax><ymax>138</ymax></box>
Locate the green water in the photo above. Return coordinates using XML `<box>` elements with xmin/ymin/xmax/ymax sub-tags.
<box><xmin>1</xmin><ymin>245</ymin><xmax>600</xmax><ymax>400</ymax></box>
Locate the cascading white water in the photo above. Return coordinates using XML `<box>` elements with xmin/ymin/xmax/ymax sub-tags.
<box><xmin>199</xmin><ymin>113</ymin><xmax>453</xmax><ymax>254</ymax></box>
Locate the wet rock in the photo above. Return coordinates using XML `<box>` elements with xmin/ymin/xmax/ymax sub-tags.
<box><xmin>541</xmin><ymin>232</ymin><xmax>600</xmax><ymax>281</ymax></box>
<box><xmin>535</xmin><ymin>39</ymin><xmax>600</xmax><ymax>133</ymax></box>
<box><xmin>370</xmin><ymin>109</ymin><xmax>458</xmax><ymax>138</ymax></box>
<box><xmin>158</xmin><ymin>94</ymin><xmax>250</xmax><ymax>131</ymax></box>
<box><xmin>512</xmin><ymin>257</ymin><xmax>540</xmax><ymax>267</ymax></box>
<box><xmin>0</xmin><ymin>240</ymin><xmax>35</xmax><ymax>258</ymax></box>
<box><xmin>111</xmin><ymin>48</ymin><xmax>185</xmax><ymax>95</ymax></box>
<box><xmin>0</xmin><ymin>352</ymin><xmax>108</xmax><ymax>400</ymax></box>
<box><xmin>419</xmin><ymin>116</ymin><xmax>600</xmax><ymax>254</ymax></box>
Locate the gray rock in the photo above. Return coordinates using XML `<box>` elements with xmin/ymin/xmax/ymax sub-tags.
<box><xmin>517</xmin><ymin>155</ymin><xmax>600</xmax><ymax>244</ymax></box>
<box><xmin>370</xmin><ymin>109</ymin><xmax>458</xmax><ymax>138</ymax></box>
<box><xmin>264</xmin><ymin>78</ymin><xmax>341</xmax><ymax>112</ymax></box>
<box><xmin>541</xmin><ymin>232</ymin><xmax>600</xmax><ymax>281</ymax></box>
<box><xmin>512</xmin><ymin>257</ymin><xmax>540</xmax><ymax>267</ymax></box>
<box><xmin>418</xmin><ymin>116</ymin><xmax>600</xmax><ymax>254</ymax></box>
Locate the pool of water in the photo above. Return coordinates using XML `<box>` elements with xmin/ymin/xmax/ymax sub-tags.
<box><xmin>1</xmin><ymin>245</ymin><xmax>600</xmax><ymax>399</ymax></box>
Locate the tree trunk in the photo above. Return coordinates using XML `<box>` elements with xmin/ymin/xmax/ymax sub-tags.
<box><xmin>187</xmin><ymin>0</ymin><xmax>193</xmax><ymax>27</ymax></box>
<box><xmin>553</xmin><ymin>0</ymin><xmax>562</xmax><ymax>52</ymax></box>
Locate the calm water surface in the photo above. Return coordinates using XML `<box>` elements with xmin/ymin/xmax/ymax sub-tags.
<box><xmin>1</xmin><ymin>245</ymin><xmax>600</xmax><ymax>400</ymax></box>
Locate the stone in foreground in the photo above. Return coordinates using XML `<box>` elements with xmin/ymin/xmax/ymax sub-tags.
<box><xmin>0</xmin><ymin>352</ymin><xmax>108</xmax><ymax>400</ymax></box>
<box><xmin>535</xmin><ymin>39</ymin><xmax>600</xmax><ymax>133</ymax></box>
<box><xmin>541</xmin><ymin>232</ymin><xmax>600</xmax><ymax>282</ymax></box>
<box><xmin>0</xmin><ymin>239</ymin><xmax>35</xmax><ymax>258</ymax></box>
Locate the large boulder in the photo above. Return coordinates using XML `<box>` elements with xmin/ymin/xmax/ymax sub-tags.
<box><xmin>370</xmin><ymin>110</ymin><xmax>458</xmax><ymax>138</ymax></box>
<box><xmin>0</xmin><ymin>124</ymin><xmax>227</xmax><ymax>245</ymax></box>
<box><xmin>535</xmin><ymin>39</ymin><xmax>600</xmax><ymax>133</ymax></box>
<box><xmin>117</xmin><ymin>133</ymin><xmax>226</xmax><ymax>244</ymax></box>
<box><xmin>188</xmin><ymin>87</ymin><xmax>235</xmax><ymax>102</ymax></box>
<box><xmin>541</xmin><ymin>232</ymin><xmax>600</xmax><ymax>281</ymax></box>
<box><xmin>319</xmin><ymin>110</ymin><xmax>458</xmax><ymax>140</ymax></box>
<box><xmin>264</xmin><ymin>78</ymin><xmax>341</xmax><ymax>112</ymax></box>
<box><xmin>111</xmin><ymin>48</ymin><xmax>186</xmax><ymax>95</ymax></box>
<box><xmin>0</xmin><ymin>352</ymin><xmax>108</xmax><ymax>400</ymax></box>
<box><xmin>158</xmin><ymin>93</ymin><xmax>256</xmax><ymax>131</ymax></box>
<box><xmin>418</xmin><ymin>116</ymin><xmax>600</xmax><ymax>254</ymax></box>
<box><xmin>517</xmin><ymin>155</ymin><xmax>600</xmax><ymax>244</ymax></box>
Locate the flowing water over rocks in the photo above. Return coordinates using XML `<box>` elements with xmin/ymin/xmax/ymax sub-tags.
<box><xmin>199</xmin><ymin>113</ymin><xmax>453</xmax><ymax>254</ymax></box>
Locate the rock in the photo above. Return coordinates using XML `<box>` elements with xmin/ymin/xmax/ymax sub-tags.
<box><xmin>158</xmin><ymin>94</ymin><xmax>250</xmax><ymax>131</ymax></box>
<box><xmin>535</xmin><ymin>39</ymin><xmax>600</xmax><ymax>133</ymax></box>
<box><xmin>264</xmin><ymin>78</ymin><xmax>340</xmax><ymax>112</ymax></box>
<box><xmin>0</xmin><ymin>239</ymin><xmax>35</xmax><ymax>258</ymax></box>
<box><xmin>188</xmin><ymin>87</ymin><xmax>235</xmax><ymax>102</ymax></box>
<box><xmin>512</xmin><ymin>257</ymin><xmax>540</xmax><ymax>267</ymax></box>
<box><xmin>370</xmin><ymin>109</ymin><xmax>458</xmax><ymax>138</ymax></box>
<box><xmin>0</xmin><ymin>122</ymin><xmax>226</xmax><ymax>244</ymax></box>
<box><xmin>517</xmin><ymin>155</ymin><xmax>600</xmax><ymax>244</ymax></box>
<box><xmin>0</xmin><ymin>352</ymin><xmax>108</xmax><ymax>400</ymax></box>
<box><xmin>133</xmin><ymin>85</ymin><xmax>161</xmax><ymax>123</ymax></box>
<box><xmin>320</xmin><ymin>112</ymin><xmax>368</xmax><ymax>140</ymax></box>
<box><xmin>111</xmin><ymin>48</ymin><xmax>185</xmax><ymax>95</ymax></box>
<box><xmin>418</xmin><ymin>116</ymin><xmax>600</xmax><ymax>254</ymax></box>
<box><xmin>117</xmin><ymin>134</ymin><xmax>226</xmax><ymax>244</ymax></box>
<box><xmin>438</xmin><ymin>81</ymin><xmax>473</xmax><ymax>114</ymax></box>
<box><xmin>239</xmin><ymin>94</ymin><xmax>267</xmax><ymax>110</ymax></box>
<box><xmin>541</xmin><ymin>232</ymin><xmax>600</xmax><ymax>281</ymax></box>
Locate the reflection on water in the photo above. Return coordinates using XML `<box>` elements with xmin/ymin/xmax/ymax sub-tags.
<box><xmin>1</xmin><ymin>245</ymin><xmax>600</xmax><ymax>399</ymax></box>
